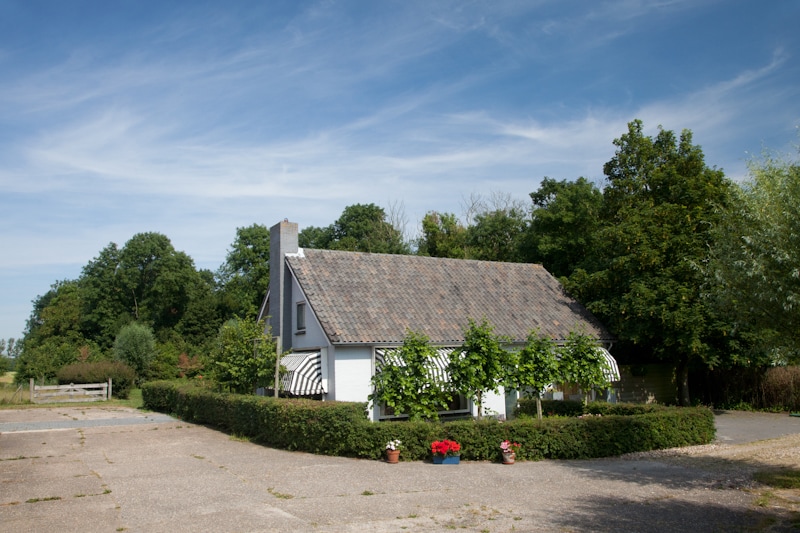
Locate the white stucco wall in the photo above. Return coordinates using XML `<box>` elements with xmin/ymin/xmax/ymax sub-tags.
<box><xmin>474</xmin><ymin>388</ymin><xmax>508</xmax><ymax>419</ymax></box>
<box><xmin>331</xmin><ymin>346</ymin><xmax>372</xmax><ymax>404</ymax></box>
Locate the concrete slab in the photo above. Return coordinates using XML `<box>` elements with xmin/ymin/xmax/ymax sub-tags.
<box><xmin>1</xmin><ymin>406</ymin><xmax>798</xmax><ymax>532</ymax></box>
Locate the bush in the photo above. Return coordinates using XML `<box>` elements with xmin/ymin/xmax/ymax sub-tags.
<box><xmin>515</xmin><ymin>398</ymin><xmax>584</xmax><ymax>418</ymax></box>
<box><xmin>760</xmin><ymin>366</ymin><xmax>800</xmax><ymax>411</ymax></box>
<box><xmin>56</xmin><ymin>361</ymin><xmax>137</xmax><ymax>399</ymax></box>
<box><xmin>142</xmin><ymin>381</ymin><xmax>716</xmax><ymax>461</ymax></box>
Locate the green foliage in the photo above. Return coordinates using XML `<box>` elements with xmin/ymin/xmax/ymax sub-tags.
<box><xmin>416</xmin><ymin>212</ymin><xmax>468</xmax><ymax>258</ymax></box>
<box><xmin>558</xmin><ymin>330</ymin><xmax>611</xmax><ymax>405</ymax></box>
<box><xmin>15</xmin><ymin>337</ymin><xmax>96</xmax><ymax>384</ymax></box>
<box><xmin>369</xmin><ymin>330</ymin><xmax>452</xmax><ymax>421</ymax></box>
<box><xmin>568</xmin><ymin>119</ymin><xmax>737</xmax><ymax>404</ymax></box>
<box><xmin>506</xmin><ymin>331</ymin><xmax>559</xmax><ymax>419</ymax></box>
<box><xmin>300</xmin><ymin>203</ymin><xmax>410</xmax><ymax>254</ymax></box>
<box><xmin>56</xmin><ymin>361</ymin><xmax>136</xmax><ymax>399</ymax></box>
<box><xmin>143</xmin><ymin>380</ymin><xmax>715</xmax><ymax>461</ymax></box>
<box><xmin>211</xmin><ymin>317</ymin><xmax>276</xmax><ymax>394</ymax></box>
<box><xmin>114</xmin><ymin>323</ymin><xmax>156</xmax><ymax>384</ymax></box>
<box><xmin>522</xmin><ymin>177</ymin><xmax>603</xmax><ymax>277</ymax></box>
<box><xmin>215</xmin><ymin>224</ymin><xmax>271</xmax><ymax>317</ymax></box>
<box><xmin>465</xmin><ymin>207</ymin><xmax>527</xmax><ymax>262</ymax></box>
<box><xmin>516</xmin><ymin>398</ymin><xmax>584</xmax><ymax>418</ymax></box>
<box><xmin>708</xmin><ymin>153</ymin><xmax>800</xmax><ymax>363</ymax></box>
<box><xmin>449</xmin><ymin>318</ymin><xmax>509</xmax><ymax>418</ymax></box>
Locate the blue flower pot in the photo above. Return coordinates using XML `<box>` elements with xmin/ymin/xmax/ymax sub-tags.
<box><xmin>432</xmin><ymin>455</ymin><xmax>460</xmax><ymax>464</ymax></box>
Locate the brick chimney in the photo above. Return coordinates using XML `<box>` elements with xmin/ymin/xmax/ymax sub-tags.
<box><xmin>268</xmin><ymin>219</ymin><xmax>298</xmax><ymax>348</ymax></box>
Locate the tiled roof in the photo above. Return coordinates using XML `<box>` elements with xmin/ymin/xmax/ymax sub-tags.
<box><xmin>285</xmin><ymin>249</ymin><xmax>612</xmax><ymax>345</ymax></box>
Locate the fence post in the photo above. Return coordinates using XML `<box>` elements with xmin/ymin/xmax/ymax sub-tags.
<box><xmin>30</xmin><ymin>378</ymin><xmax>34</xmax><ymax>403</ymax></box>
<box><xmin>108</xmin><ymin>378</ymin><xmax>112</xmax><ymax>400</ymax></box>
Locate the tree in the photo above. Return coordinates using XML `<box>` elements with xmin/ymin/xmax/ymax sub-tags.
<box><xmin>301</xmin><ymin>204</ymin><xmax>410</xmax><ymax>254</ymax></box>
<box><xmin>505</xmin><ymin>331</ymin><xmax>559</xmax><ymax>419</ymax></box>
<box><xmin>448</xmin><ymin>318</ymin><xmax>509</xmax><ymax>419</ymax></box>
<box><xmin>212</xmin><ymin>317</ymin><xmax>277</xmax><ymax>394</ymax></box>
<box><xmin>216</xmin><ymin>224</ymin><xmax>271</xmax><ymax>317</ymax></box>
<box><xmin>416</xmin><ymin>211</ymin><xmax>468</xmax><ymax>258</ymax></box>
<box><xmin>521</xmin><ymin>177</ymin><xmax>603</xmax><ymax>278</ymax></box>
<box><xmin>369</xmin><ymin>330</ymin><xmax>452</xmax><ymax>421</ymax></box>
<box><xmin>114</xmin><ymin>323</ymin><xmax>157</xmax><ymax>384</ymax></box>
<box><xmin>115</xmin><ymin>232</ymin><xmax>200</xmax><ymax>332</ymax></box>
<box><xmin>466</xmin><ymin>207</ymin><xmax>527</xmax><ymax>262</ymax></box>
<box><xmin>567</xmin><ymin>120</ymin><xmax>736</xmax><ymax>405</ymax></box>
<box><xmin>557</xmin><ymin>330</ymin><xmax>611</xmax><ymax>406</ymax></box>
<box><xmin>708</xmin><ymin>152</ymin><xmax>800</xmax><ymax>362</ymax></box>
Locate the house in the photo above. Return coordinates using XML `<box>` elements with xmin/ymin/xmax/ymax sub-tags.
<box><xmin>259</xmin><ymin>219</ymin><xmax>618</xmax><ymax>420</ymax></box>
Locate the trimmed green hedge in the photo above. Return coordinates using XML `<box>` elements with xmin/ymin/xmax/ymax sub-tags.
<box><xmin>56</xmin><ymin>360</ymin><xmax>136</xmax><ymax>399</ymax></box>
<box><xmin>142</xmin><ymin>381</ymin><xmax>715</xmax><ymax>461</ymax></box>
<box><xmin>515</xmin><ymin>398</ymin><xmax>668</xmax><ymax>418</ymax></box>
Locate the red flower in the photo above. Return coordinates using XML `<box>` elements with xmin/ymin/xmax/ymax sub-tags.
<box><xmin>431</xmin><ymin>439</ymin><xmax>461</xmax><ymax>457</ymax></box>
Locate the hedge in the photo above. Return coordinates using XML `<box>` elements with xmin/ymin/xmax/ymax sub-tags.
<box><xmin>56</xmin><ymin>360</ymin><xmax>136</xmax><ymax>399</ymax></box>
<box><xmin>142</xmin><ymin>380</ymin><xmax>716</xmax><ymax>461</ymax></box>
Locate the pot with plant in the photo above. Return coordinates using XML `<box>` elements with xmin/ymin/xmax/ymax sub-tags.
<box><xmin>500</xmin><ymin>440</ymin><xmax>520</xmax><ymax>464</ymax></box>
<box><xmin>385</xmin><ymin>439</ymin><xmax>402</xmax><ymax>463</ymax></box>
<box><xmin>431</xmin><ymin>439</ymin><xmax>461</xmax><ymax>464</ymax></box>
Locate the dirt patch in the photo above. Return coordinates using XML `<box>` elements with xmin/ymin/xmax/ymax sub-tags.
<box><xmin>623</xmin><ymin>433</ymin><xmax>800</xmax><ymax>523</ymax></box>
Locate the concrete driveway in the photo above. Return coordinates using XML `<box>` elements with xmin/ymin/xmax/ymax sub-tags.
<box><xmin>1</xmin><ymin>406</ymin><xmax>798</xmax><ymax>532</ymax></box>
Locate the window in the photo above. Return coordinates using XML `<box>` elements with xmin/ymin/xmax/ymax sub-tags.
<box><xmin>296</xmin><ymin>302</ymin><xmax>306</xmax><ymax>332</ymax></box>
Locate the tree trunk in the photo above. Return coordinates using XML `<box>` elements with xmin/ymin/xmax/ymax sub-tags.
<box><xmin>676</xmin><ymin>357</ymin><xmax>691</xmax><ymax>406</ymax></box>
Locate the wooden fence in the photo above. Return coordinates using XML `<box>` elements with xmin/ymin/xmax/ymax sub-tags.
<box><xmin>29</xmin><ymin>378</ymin><xmax>112</xmax><ymax>404</ymax></box>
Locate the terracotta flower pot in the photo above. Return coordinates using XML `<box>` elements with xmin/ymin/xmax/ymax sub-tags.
<box><xmin>386</xmin><ymin>449</ymin><xmax>400</xmax><ymax>464</ymax></box>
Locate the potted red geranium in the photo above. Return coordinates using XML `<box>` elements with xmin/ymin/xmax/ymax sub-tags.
<box><xmin>431</xmin><ymin>439</ymin><xmax>461</xmax><ymax>464</ymax></box>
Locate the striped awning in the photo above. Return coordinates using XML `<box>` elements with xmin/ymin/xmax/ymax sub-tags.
<box><xmin>375</xmin><ymin>348</ymin><xmax>455</xmax><ymax>383</ymax></box>
<box><xmin>280</xmin><ymin>352</ymin><xmax>325</xmax><ymax>396</ymax></box>
<box><xmin>597</xmin><ymin>348</ymin><xmax>621</xmax><ymax>382</ymax></box>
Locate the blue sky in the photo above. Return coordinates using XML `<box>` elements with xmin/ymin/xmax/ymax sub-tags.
<box><xmin>1</xmin><ymin>0</ymin><xmax>798</xmax><ymax>343</ymax></box>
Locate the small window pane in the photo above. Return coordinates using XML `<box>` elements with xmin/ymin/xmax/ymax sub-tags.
<box><xmin>296</xmin><ymin>302</ymin><xmax>306</xmax><ymax>331</ymax></box>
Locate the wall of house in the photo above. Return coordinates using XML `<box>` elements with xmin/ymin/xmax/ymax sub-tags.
<box><xmin>288</xmin><ymin>276</ymin><xmax>329</xmax><ymax>351</ymax></box>
<box><xmin>331</xmin><ymin>346</ymin><xmax>373</xmax><ymax>405</ymax></box>
<box><xmin>476</xmin><ymin>389</ymin><xmax>508</xmax><ymax>419</ymax></box>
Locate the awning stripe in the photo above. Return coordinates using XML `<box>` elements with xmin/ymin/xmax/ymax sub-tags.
<box><xmin>597</xmin><ymin>347</ymin><xmax>621</xmax><ymax>382</ymax></box>
<box><xmin>375</xmin><ymin>348</ymin><xmax>455</xmax><ymax>383</ymax></box>
<box><xmin>376</xmin><ymin>346</ymin><xmax>620</xmax><ymax>384</ymax></box>
<box><xmin>280</xmin><ymin>352</ymin><xmax>325</xmax><ymax>395</ymax></box>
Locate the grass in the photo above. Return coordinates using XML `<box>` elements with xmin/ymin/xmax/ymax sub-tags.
<box><xmin>753</xmin><ymin>468</ymin><xmax>800</xmax><ymax>490</ymax></box>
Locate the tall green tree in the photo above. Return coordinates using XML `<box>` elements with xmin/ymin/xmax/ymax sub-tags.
<box><xmin>466</xmin><ymin>207</ymin><xmax>527</xmax><ymax>263</ymax></box>
<box><xmin>505</xmin><ymin>331</ymin><xmax>559</xmax><ymax>419</ymax></box>
<box><xmin>567</xmin><ymin>120</ymin><xmax>736</xmax><ymax>405</ymax></box>
<box><xmin>300</xmin><ymin>204</ymin><xmax>410</xmax><ymax>254</ymax></box>
<box><xmin>521</xmin><ymin>177</ymin><xmax>603</xmax><ymax>278</ymax></box>
<box><xmin>416</xmin><ymin>211</ymin><xmax>468</xmax><ymax>258</ymax></box>
<box><xmin>369</xmin><ymin>330</ymin><xmax>452</xmax><ymax>421</ymax></box>
<box><xmin>212</xmin><ymin>317</ymin><xmax>277</xmax><ymax>394</ymax></box>
<box><xmin>557</xmin><ymin>330</ymin><xmax>611</xmax><ymax>406</ymax></box>
<box><xmin>448</xmin><ymin>318</ymin><xmax>509</xmax><ymax>419</ymax></box>
<box><xmin>708</xmin><ymin>152</ymin><xmax>800</xmax><ymax>362</ymax></box>
<box><xmin>216</xmin><ymin>224</ymin><xmax>271</xmax><ymax>317</ymax></box>
<box><xmin>116</xmin><ymin>232</ymin><xmax>200</xmax><ymax>331</ymax></box>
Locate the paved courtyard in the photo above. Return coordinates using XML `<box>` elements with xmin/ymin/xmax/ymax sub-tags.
<box><xmin>1</xmin><ymin>406</ymin><xmax>799</xmax><ymax>532</ymax></box>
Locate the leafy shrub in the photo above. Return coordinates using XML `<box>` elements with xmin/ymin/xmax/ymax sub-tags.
<box><xmin>516</xmin><ymin>398</ymin><xmax>584</xmax><ymax>418</ymax></box>
<box><xmin>56</xmin><ymin>361</ymin><xmax>136</xmax><ymax>399</ymax></box>
<box><xmin>143</xmin><ymin>381</ymin><xmax>716</xmax><ymax>461</ymax></box>
<box><xmin>760</xmin><ymin>366</ymin><xmax>800</xmax><ymax>411</ymax></box>
<box><xmin>114</xmin><ymin>323</ymin><xmax>156</xmax><ymax>384</ymax></box>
